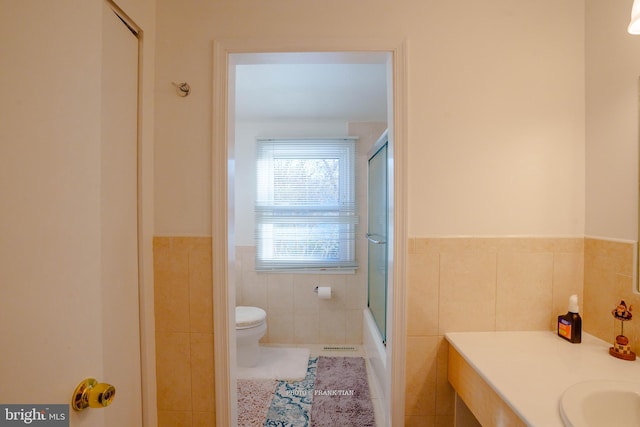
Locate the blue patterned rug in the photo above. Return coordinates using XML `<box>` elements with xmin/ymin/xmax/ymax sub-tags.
<box><xmin>264</xmin><ymin>357</ymin><xmax>318</xmax><ymax>426</ymax></box>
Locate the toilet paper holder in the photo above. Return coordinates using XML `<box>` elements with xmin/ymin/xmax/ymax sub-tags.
<box><xmin>313</xmin><ymin>286</ymin><xmax>332</xmax><ymax>299</ymax></box>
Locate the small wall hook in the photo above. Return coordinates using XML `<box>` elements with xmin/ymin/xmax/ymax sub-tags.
<box><xmin>172</xmin><ymin>81</ymin><xmax>191</xmax><ymax>97</ymax></box>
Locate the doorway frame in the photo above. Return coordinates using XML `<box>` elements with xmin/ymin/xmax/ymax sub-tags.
<box><xmin>212</xmin><ymin>37</ymin><xmax>408</xmax><ymax>426</ymax></box>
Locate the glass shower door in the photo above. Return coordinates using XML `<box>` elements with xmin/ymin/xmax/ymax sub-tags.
<box><xmin>367</xmin><ymin>139</ymin><xmax>388</xmax><ymax>344</ymax></box>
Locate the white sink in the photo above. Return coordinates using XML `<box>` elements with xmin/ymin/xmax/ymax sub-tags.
<box><xmin>560</xmin><ymin>379</ymin><xmax>640</xmax><ymax>427</ymax></box>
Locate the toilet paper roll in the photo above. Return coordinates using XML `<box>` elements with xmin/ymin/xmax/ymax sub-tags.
<box><xmin>317</xmin><ymin>286</ymin><xmax>332</xmax><ymax>299</ymax></box>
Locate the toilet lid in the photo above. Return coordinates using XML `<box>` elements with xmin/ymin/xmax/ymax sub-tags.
<box><xmin>236</xmin><ymin>306</ymin><xmax>266</xmax><ymax>329</ymax></box>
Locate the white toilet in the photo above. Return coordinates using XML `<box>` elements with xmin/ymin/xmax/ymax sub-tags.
<box><xmin>235</xmin><ymin>306</ymin><xmax>267</xmax><ymax>368</ymax></box>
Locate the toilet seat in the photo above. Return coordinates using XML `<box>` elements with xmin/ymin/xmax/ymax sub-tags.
<box><xmin>236</xmin><ymin>306</ymin><xmax>266</xmax><ymax>329</ymax></box>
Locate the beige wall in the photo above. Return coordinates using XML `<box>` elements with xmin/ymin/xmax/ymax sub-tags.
<box><xmin>153</xmin><ymin>0</ymin><xmax>640</xmax><ymax>426</ymax></box>
<box><xmin>155</xmin><ymin>0</ymin><xmax>586</xmax><ymax>237</ymax></box>
<box><xmin>585</xmin><ymin>0</ymin><xmax>639</xmax><ymax>240</ymax></box>
<box><xmin>155</xmin><ymin>1</ymin><xmax>585</xmax><ymax>426</ymax></box>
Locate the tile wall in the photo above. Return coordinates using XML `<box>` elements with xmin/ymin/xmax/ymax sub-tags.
<box><xmin>152</xmin><ymin>235</ymin><xmax>638</xmax><ymax>427</ymax></box>
<box><xmin>235</xmin><ymin>245</ymin><xmax>366</xmax><ymax>344</ymax></box>
<box><xmin>154</xmin><ymin>237</ymin><xmax>215</xmax><ymax>427</ymax></box>
<box><xmin>583</xmin><ymin>238</ymin><xmax>639</xmax><ymax>349</ymax></box>
<box><xmin>404</xmin><ymin>237</ymin><xmax>584</xmax><ymax>427</ymax></box>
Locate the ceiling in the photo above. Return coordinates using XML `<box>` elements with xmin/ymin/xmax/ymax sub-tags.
<box><xmin>233</xmin><ymin>52</ymin><xmax>389</xmax><ymax>122</ymax></box>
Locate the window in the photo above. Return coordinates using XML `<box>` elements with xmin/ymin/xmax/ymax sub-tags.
<box><xmin>255</xmin><ymin>137</ymin><xmax>358</xmax><ymax>271</ymax></box>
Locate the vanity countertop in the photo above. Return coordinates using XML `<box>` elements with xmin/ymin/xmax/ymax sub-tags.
<box><xmin>445</xmin><ymin>331</ymin><xmax>640</xmax><ymax>427</ymax></box>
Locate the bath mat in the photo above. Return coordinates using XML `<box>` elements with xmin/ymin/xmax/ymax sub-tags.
<box><xmin>237</xmin><ymin>378</ymin><xmax>277</xmax><ymax>427</ymax></box>
<box><xmin>237</xmin><ymin>346</ymin><xmax>311</xmax><ymax>381</ymax></box>
<box><xmin>310</xmin><ymin>356</ymin><xmax>376</xmax><ymax>427</ymax></box>
<box><xmin>238</xmin><ymin>356</ymin><xmax>376</xmax><ymax>426</ymax></box>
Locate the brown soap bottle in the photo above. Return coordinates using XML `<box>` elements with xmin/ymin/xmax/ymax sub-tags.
<box><xmin>557</xmin><ymin>294</ymin><xmax>581</xmax><ymax>343</ymax></box>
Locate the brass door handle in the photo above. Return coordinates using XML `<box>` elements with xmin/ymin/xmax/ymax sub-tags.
<box><xmin>71</xmin><ymin>378</ymin><xmax>116</xmax><ymax>411</ymax></box>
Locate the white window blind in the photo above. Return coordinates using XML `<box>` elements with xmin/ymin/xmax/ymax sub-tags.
<box><xmin>255</xmin><ymin>137</ymin><xmax>359</xmax><ymax>272</ymax></box>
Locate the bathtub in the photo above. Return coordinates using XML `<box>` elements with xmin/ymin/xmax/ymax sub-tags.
<box><xmin>363</xmin><ymin>308</ymin><xmax>387</xmax><ymax>404</ymax></box>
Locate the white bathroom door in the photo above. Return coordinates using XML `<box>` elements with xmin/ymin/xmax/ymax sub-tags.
<box><xmin>100</xmin><ymin>2</ymin><xmax>143</xmax><ymax>425</ymax></box>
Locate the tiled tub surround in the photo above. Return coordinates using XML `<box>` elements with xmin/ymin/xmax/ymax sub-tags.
<box><xmin>152</xmin><ymin>235</ymin><xmax>637</xmax><ymax>427</ymax></box>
